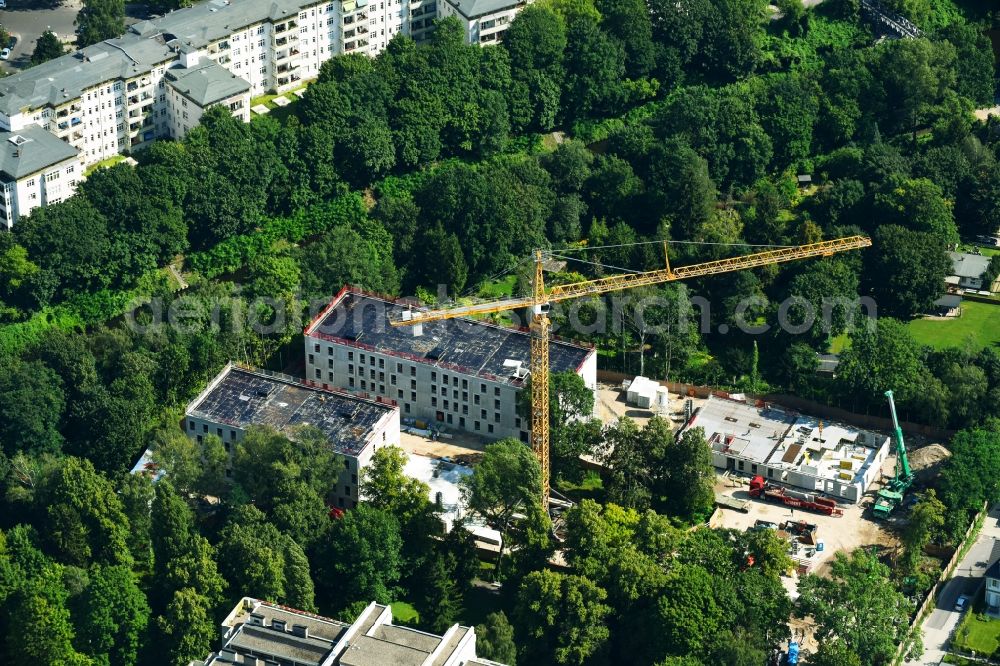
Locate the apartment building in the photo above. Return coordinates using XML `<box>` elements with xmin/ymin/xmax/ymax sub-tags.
<box><xmin>304</xmin><ymin>287</ymin><xmax>597</xmax><ymax>443</ymax></box>
<box><xmin>0</xmin><ymin>126</ymin><xmax>82</xmax><ymax>228</ymax></box>
<box><xmin>0</xmin><ymin>0</ymin><xmax>376</xmax><ymax>171</ymax></box>
<box><xmin>437</xmin><ymin>0</ymin><xmax>527</xmax><ymax>44</ymax></box>
<box><xmin>166</xmin><ymin>60</ymin><xmax>251</xmax><ymax>137</ymax></box>
<box><xmin>184</xmin><ymin>363</ymin><xmax>400</xmax><ymax>507</ymax></box>
<box><xmin>191</xmin><ymin>597</ymin><xmax>506</xmax><ymax>666</ymax></box>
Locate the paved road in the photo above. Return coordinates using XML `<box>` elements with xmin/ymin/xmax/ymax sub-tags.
<box><xmin>0</xmin><ymin>0</ymin><xmax>82</xmax><ymax>72</ymax></box>
<box><xmin>907</xmin><ymin>504</ymin><xmax>1000</xmax><ymax>665</ymax></box>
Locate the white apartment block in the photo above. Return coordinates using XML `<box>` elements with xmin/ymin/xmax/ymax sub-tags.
<box><xmin>0</xmin><ymin>127</ymin><xmax>83</xmax><ymax>228</ymax></box>
<box><xmin>437</xmin><ymin>0</ymin><xmax>527</xmax><ymax>44</ymax></box>
<box><xmin>304</xmin><ymin>287</ymin><xmax>597</xmax><ymax>443</ymax></box>
<box><xmin>184</xmin><ymin>363</ymin><xmax>400</xmax><ymax>508</ymax></box>
<box><xmin>192</xmin><ymin>597</ymin><xmax>507</xmax><ymax>666</ymax></box>
<box><xmin>0</xmin><ymin>0</ymin><xmax>532</xmax><ymax>227</ymax></box>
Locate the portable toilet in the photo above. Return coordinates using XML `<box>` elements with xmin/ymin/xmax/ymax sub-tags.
<box><xmin>786</xmin><ymin>641</ymin><xmax>799</xmax><ymax>665</ymax></box>
<box><xmin>655</xmin><ymin>386</ymin><xmax>669</xmax><ymax>414</ymax></box>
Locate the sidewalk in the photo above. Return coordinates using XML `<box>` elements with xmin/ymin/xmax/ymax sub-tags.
<box><xmin>907</xmin><ymin>505</ymin><xmax>1000</xmax><ymax>665</ymax></box>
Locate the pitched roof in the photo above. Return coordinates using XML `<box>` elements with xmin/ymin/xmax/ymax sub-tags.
<box><xmin>949</xmin><ymin>252</ymin><xmax>991</xmax><ymax>280</ymax></box>
<box><xmin>443</xmin><ymin>0</ymin><xmax>525</xmax><ymax>19</ymax></box>
<box><xmin>165</xmin><ymin>59</ymin><xmax>250</xmax><ymax>107</ymax></box>
<box><xmin>0</xmin><ymin>125</ymin><xmax>79</xmax><ymax>179</ymax></box>
<box><xmin>985</xmin><ymin>539</ymin><xmax>1000</xmax><ymax>581</ymax></box>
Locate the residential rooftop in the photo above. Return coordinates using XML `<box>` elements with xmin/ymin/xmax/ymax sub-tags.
<box><xmin>0</xmin><ymin>0</ymin><xmax>312</xmax><ymax>116</ymax></box>
<box><xmin>446</xmin><ymin>0</ymin><xmax>525</xmax><ymax>19</ymax></box>
<box><xmin>186</xmin><ymin>364</ymin><xmax>396</xmax><ymax>456</ymax></box>
<box><xmin>306</xmin><ymin>288</ymin><xmax>593</xmax><ymax>386</ymax></box>
<box><xmin>949</xmin><ymin>251</ymin><xmax>991</xmax><ymax>280</ymax></box>
<box><xmin>194</xmin><ymin>597</ymin><xmax>506</xmax><ymax>666</ymax></box>
<box><xmin>0</xmin><ymin>126</ymin><xmax>79</xmax><ymax>179</ymax></box>
<box><xmin>165</xmin><ymin>59</ymin><xmax>250</xmax><ymax>106</ymax></box>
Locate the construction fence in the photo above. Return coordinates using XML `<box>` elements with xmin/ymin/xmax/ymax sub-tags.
<box><xmin>892</xmin><ymin>501</ymin><xmax>989</xmax><ymax>665</ymax></box>
<box><xmin>594</xmin><ymin>370</ymin><xmax>955</xmax><ymax>441</ymax></box>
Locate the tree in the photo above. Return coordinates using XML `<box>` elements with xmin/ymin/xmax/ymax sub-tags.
<box><xmin>0</xmin><ymin>360</ymin><xmax>65</xmax><ymax>457</ymax></box>
<box><xmin>561</xmin><ymin>13</ymin><xmax>626</xmax><ymax>121</ymax></box>
<box><xmin>663</xmin><ymin>427</ymin><xmax>715</xmax><ymax>522</ymax></box>
<box><xmin>862</xmin><ymin>226</ymin><xmax>950</xmax><ymax>319</ymax></box>
<box><xmin>938</xmin><ymin>428</ymin><xmax>1000</xmax><ymax>540</ymax></box>
<box><xmin>73</xmin><ymin>564</ymin><xmax>150</xmax><ymax>666</ymax></box>
<box><xmin>156</xmin><ymin>587</ymin><xmax>216</xmax><ymax>666</ymax></box>
<box><xmin>216</xmin><ymin>507</ymin><xmax>288</xmax><ymax>604</ymax></box>
<box><xmin>504</xmin><ymin>6</ymin><xmax>567</xmax><ymax>131</ymax></box>
<box><xmin>873</xmin><ymin>177</ymin><xmax>959</xmax><ymax>246</ymax></box>
<box><xmin>836</xmin><ymin>318</ymin><xmax>925</xmax><ymax>409</ymax></box>
<box><xmin>601</xmin><ymin>417</ymin><xmax>652</xmax><ymax>510</ymax></box>
<box><xmin>811</xmin><ymin>640</ymin><xmax>863</xmax><ymax>666</ymax></box>
<box><xmin>116</xmin><ymin>473</ymin><xmax>154</xmax><ymax>576</ymax></box>
<box><xmin>6</xmin><ymin>570</ymin><xmax>92</xmax><ymax>665</ymax></box>
<box><xmin>654</xmin><ymin>563</ymin><xmax>722</xmax><ymax>658</ymax></box>
<box><xmin>514</xmin><ymin>570</ymin><xmax>610</xmax><ymax>665</ymax></box>
<box><xmin>282</xmin><ymin>535</ymin><xmax>317</xmax><ymax>612</ymax></box>
<box><xmin>461</xmin><ymin>439</ymin><xmax>542</xmax><ymax>579</ymax></box>
<box><xmin>315</xmin><ymin>505</ymin><xmax>403</xmax><ymax>610</ymax></box>
<box><xmin>697</xmin><ymin>0</ymin><xmax>767</xmax><ymax>81</ymax></box>
<box><xmin>596</xmin><ymin>0</ymin><xmax>655</xmax><ymax>77</ymax></box>
<box><xmin>76</xmin><ymin>0</ymin><xmax>126</xmax><ymax>47</ymax></box>
<box><xmin>900</xmin><ymin>489</ymin><xmax>945</xmax><ymax>574</ymax></box>
<box><xmin>798</xmin><ymin>550</ymin><xmax>911</xmax><ymax>664</ymax></box>
<box><xmin>477</xmin><ymin>611</ymin><xmax>518</xmax><ymax>665</ymax></box>
<box><xmin>876</xmin><ymin>38</ymin><xmax>956</xmax><ymax>141</ymax></box>
<box><xmin>298</xmin><ymin>223</ymin><xmax>400</xmax><ymax>299</ymax></box>
<box><xmin>417</xmin><ymin>556</ymin><xmax>460</xmax><ymax>634</ymax></box>
<box><xmin>150</xmin><ymin>427</ymin><xmax>227</xmax><ymax>497</ymax></box>
<box><xmin>31</xmin><ymin>30</ymin><xmax>65</xmax><ymax>65</ymax></box>
<box><xmin>34</xmin><ymin>457</ymin><xmax>133</xmax><ymax>569</ymax></box>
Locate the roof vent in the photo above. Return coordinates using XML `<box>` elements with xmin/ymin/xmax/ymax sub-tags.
<box><xmin>271</xmin><ymin>619</ymin><xmax>286</xmax><ymax>632</ymax></box>
<box><xmin>291</xmin><ymin>624</ymin><xmax>308</xmax><ymax>638</ymax></box>
<box><xmin>8</xmin><ymin>135</ymin><xmax>29</xmax><ymax>146</ymax></box>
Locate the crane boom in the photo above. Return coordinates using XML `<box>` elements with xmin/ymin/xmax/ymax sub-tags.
<box><xmin>391</xmin><ymin>235</ymin><xmax>872</xmax><ymax>508</ymax></box>
<box><xmin>884</xmin><ymin>390</ymin><xmax>912</xmax><ymax>482</ymax></box>
<box><xmin>398</xmin><ymin>236</ymin><xmax>872</xmax><ymax>324</ymax></box>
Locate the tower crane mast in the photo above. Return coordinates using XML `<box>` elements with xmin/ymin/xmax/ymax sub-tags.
<box><xmin>393</xmin><ymin>235</ymin><xmax>872</xmax><ymax>509</ymax></box>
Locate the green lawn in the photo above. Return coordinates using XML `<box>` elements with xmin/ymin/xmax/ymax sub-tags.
<box><xmin>83</xmin><ymin>154</ymin><xmax>127</xmax><ymax>177</ymax></box>
<box><xmin>250</xmin><ymin>80</ymin><xmax>313</xmax><ymax>116</ymax></box>
<box><xmin>829</xmin><ymin>332</ymin><xmax>849</xmax><ymax>354</ymax></box>
<box><xmin>477</xmin><ymin>275</ymin><xmax>518</xmax><ymax>299</ymax></box>
<box><xmin>556</xmin><ymin>470</ymin><xmax>605</xmax><ymax>504</ymax></box>
<box><xmin>390</xmin><ymin>601</ymin><xmax>419</xmax><ymax>624</ymax></box>
<box><xmin>953</xmin><ymin>590</ymin><xmax>1000</xmax><ymax>655</ymax></box>
<box><xmin>907</xmin><ymin>300</ymin><xmax>1000</xmax><ymax>351</ymax></box>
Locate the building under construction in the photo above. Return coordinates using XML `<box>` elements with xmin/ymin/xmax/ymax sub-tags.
<box><xmin>304</xmin><ymin>287</ymin><xmax>596</xmax><ymax>442</ymax></box>
<box><xmin>684</xmin><ymin>395</ymin><xmax>890</xmax><ymax>503</ymax></box>
<box><xmin>185</xmin><ymin>363</ymin><xmax>400</xmax><ymax>507</ymax></box>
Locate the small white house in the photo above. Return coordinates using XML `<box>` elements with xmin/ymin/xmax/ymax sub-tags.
<box><xmin>948</xmin><ymin>251</ymin><xmax>992</xmax><ymax>291</ymax></box>
<box><xmin>985</xmin><ymin>541</ymin><xmax>1000</xmax><ymax>610</ymax></box>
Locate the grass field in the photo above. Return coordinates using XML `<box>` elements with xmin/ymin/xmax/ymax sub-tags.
<box><xmin>390</xmin><ymin>601</ymin><xmax>419</xmax><ymax>624</ymax></box>
<box><xmin>908</xmin><ymin>300</ymin><xmax>1000</xmax><ymax>351</ymax></box>
<box><xmin>953</xmin><ymin>590</ymin><xmax>1000</xmax><ymax>655</ymax></box>
<box><xmin>83</xmin><ymin>154</ymin><xmax>127</xmax><ymax>177</ymax></box>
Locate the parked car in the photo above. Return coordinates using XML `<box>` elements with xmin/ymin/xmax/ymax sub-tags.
<box><xmin>0</xmin><ymin>49</ymin><xmax>10</xmax><ymax>61</ymax></box>
<box><xmin>955</xmin><ymin>595</ymin><xmax>970</xmax><ymax>612</ymax></box>
<box><xmin>0</xmin><ymin>1</ymin><xmax>6</xmax><ymax>9</ymax></box>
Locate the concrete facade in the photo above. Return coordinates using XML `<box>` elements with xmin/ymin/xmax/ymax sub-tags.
<box><xmin>192</xmin><ymin>597</ymin><xmax>506</xmax><ymax>666</ymax></box>
<box><xmin>0</xmin><ymin>126</ymin><xmax>82</xmax><ymax>227</ymax></box>
<box><xmin>184</xmin><ymin>363</ymin><xmax>400</xmax><ymax>507</ymax></box>
<box><xmin>304</xmin><ymin>287</ymin><xmax>597</xmax><ymax>443</ymax></box>
<box><xmin>437</xmin><ymin>0</ymin><xmax>527</xmax><ymax>45</ymax></box>
<box><xmin>685</xmin><ymin>395</ymin><xmax>890</xmax><ymax>503</ymax></box>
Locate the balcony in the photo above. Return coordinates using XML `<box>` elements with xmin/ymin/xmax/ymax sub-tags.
<box><xmin>275</xmin><ymin>35</ymin><xmax>298</xmax><ymax>47</ymax></box>
<box><xmin>127</xmin><ymin>82</ymin><xmax>138</xmax><ymax>92</ymax></box>
<box><xmin>141</xmin><ymin>92</ymin><xmax>153</xmax><ymax>101</ymax></box>
<box><xmin>57</xmin><ymin>121</ymin><xmax>69</xmax><ymax>130</ymax></box>
<box><xmin>128</xmin><ymin>95</ymin><xmax>139</xmax><ymax>105</ymax></box>
<box><xmin>70</xmin><ymin>117</ymin><xmax>82</xmax><ymax>126</ymax></box>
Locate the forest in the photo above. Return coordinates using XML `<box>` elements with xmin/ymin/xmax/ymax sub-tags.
<box><xmin>0</xmin><ymin>0</ymin><xmax>998</xmax><ymax>663</ymax></box>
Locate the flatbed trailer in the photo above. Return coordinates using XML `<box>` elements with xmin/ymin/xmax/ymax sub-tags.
<box><xmin>749</xmin><ymin>476</ymin><xmax>844</xmax><ymax>517</ymax></box>
<box><xmin>715</xmin><ymin>495</ymin><xmax>752</xmax><ymax>513</ymax></box>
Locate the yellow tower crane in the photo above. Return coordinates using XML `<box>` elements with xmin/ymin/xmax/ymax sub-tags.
<box><xmin>392</xmin><ymin>235</ymin><xmax>872</xmax><ymax>509</ymax></box>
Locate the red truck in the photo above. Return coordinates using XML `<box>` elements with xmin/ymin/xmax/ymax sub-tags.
<box><xmin>749</xmin><ymin>476</ymin><xmax>843</xmax><ymax>517</ymax></box>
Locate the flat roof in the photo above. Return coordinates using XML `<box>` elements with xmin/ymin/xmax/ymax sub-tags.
<box><xmin>690</xmin><ymin>396</ymin><xmax>887</xmax><ymax>485</ymax></box>
<box><xmin>229</xmin><ymin>625</ymin><xmax>334</xmax><ymax>665</ymax></box>
<box><xmin>694</xmin><ymin>397</ymin><xmax>794</xmax><ymax>464</ymax></box>
<box><xmin>307</xmin><ymin>289</ymin><xmax>593</xmax><ymax>386</ymax></box>
<box><xmin>165</xmin><ymin>59</ymin><xmax>250</xmax><ymax>106</ymax></box>
<box><xmin>186</xmin><ymin>364</ymin><xmax>396</xmax><ymax>456</ymax></box>
<box><xmin>0</xmin><ymin>126</ymin><xmax>79</xmax><ymax>179</ymax></box>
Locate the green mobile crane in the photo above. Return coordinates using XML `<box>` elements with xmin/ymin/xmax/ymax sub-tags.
<box><xmin>872</xmin><ymin>389</ymin><xmax>914</xmax><ymax>520</ymax></box>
